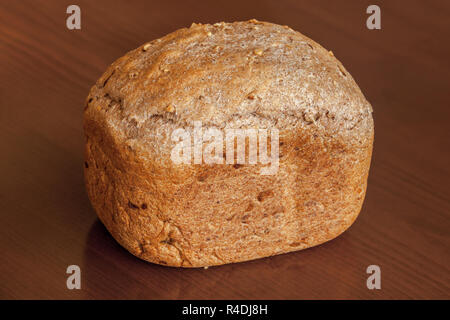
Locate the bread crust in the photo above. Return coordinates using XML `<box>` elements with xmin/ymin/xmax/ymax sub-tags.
<box><xmin>84</xmin><ymin>20</ymin><xmax>374</xmax><ymax>267</ymax></box>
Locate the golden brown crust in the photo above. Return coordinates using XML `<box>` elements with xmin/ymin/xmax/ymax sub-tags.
<box><xmin>84</xmin><ymin>20</ymin><xmax>374</xmax><ymax>267</ymax></box>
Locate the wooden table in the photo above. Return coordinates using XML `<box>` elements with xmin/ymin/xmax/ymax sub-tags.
<box><xmin>1</xmin><ymin>0</ymin><xmax>449</xmax><ymax>299</ymax></box>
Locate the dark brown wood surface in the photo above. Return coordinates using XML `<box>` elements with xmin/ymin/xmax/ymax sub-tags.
<box><xmin>0</xmin><ymin>0</ymin><xmax>449</xmax><ymax>299</ymax></box>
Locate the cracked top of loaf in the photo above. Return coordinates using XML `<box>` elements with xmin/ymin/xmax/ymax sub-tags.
<box><xmin>85</xmin><ymin>20</ymin><xmax>373</xmax><ymax>149</ymax></box>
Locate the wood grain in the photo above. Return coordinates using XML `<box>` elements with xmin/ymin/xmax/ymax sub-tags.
<box><xmin>0</xmin><ymin>0</ymin><xmax>449</xmax><ymax>299</ymax></box>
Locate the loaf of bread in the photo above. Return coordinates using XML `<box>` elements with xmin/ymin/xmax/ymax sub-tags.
<box><xmin>84</xmin><ymin>20</ymin><xmax>374</xmax><ymax>267</ymax></box>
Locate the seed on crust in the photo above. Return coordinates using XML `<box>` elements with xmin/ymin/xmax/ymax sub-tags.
<box><xmin>166</xmin><ymin>104</ymin><xmax>175</xmax><ymax>113</ymax></box>
<box><xmin>142</xmin><ymin>43</ymin><xmax>151</xmax><ymax>51</ymax></box>
<box><xmin>254</xmin><ymin>48</ymin><xmax>263</xmax><ymax>55</ymax></box>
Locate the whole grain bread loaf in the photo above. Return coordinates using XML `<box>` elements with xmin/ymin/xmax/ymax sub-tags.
<box><xmin>84</xmin><ymin>20</ymin><xmax>374</xmax><ymax>267</ymax></box>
